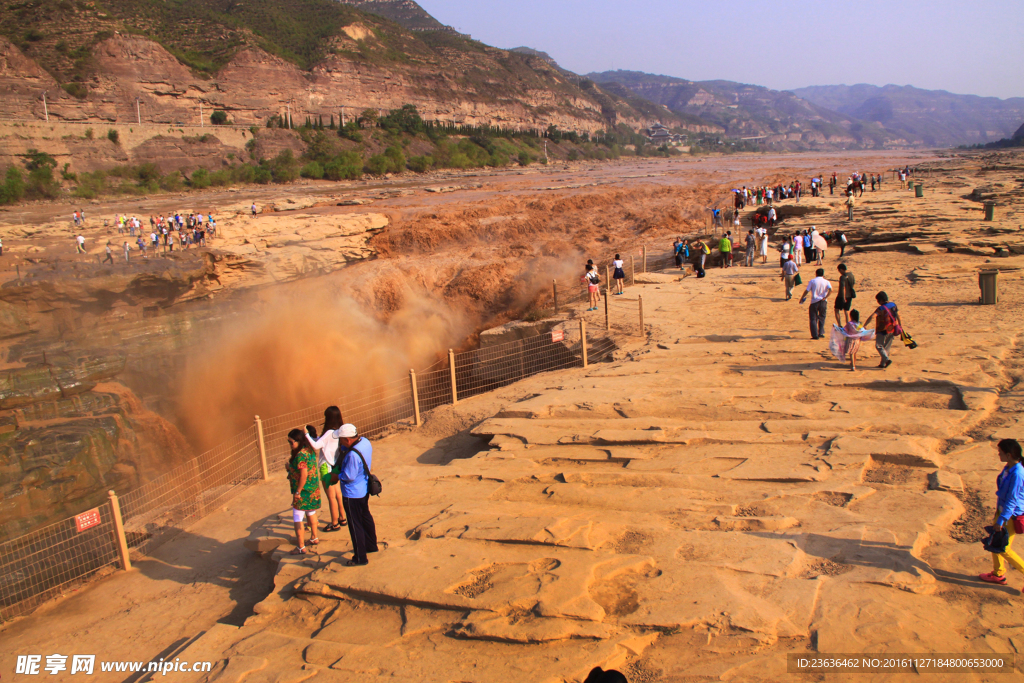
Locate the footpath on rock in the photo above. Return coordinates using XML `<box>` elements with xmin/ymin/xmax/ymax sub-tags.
<box><xmin>3</xmin><ymin>149</ymin><xmax>1024</xmax><ymax>682</ymax></box>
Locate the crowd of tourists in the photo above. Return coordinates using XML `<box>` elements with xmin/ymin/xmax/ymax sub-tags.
<box><xmin>71</xmin><ymin>210</ymin><xmax>220</xmax><ymax>264</ymax></box>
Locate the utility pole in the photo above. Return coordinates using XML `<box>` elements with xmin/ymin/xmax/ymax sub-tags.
<box><xmin>42</xmin><ymin>91</ymin><xmax>48</xmax><ymax>122</ymax></box>
<box><xmin>135</xmin><ymin>97</ymin><xmax>141</xmax><ymax>125</ymax></box>
<box><xmin>286</xmin><ymin>104</ymin><xmax>291</xmax><ymax>129</ymax></box>
<box><xmin>341</xmin><ymin>107</ymin><xmax>345</xmax><ymax>126</ymax></box>
<box><xmin>544</xmin><ymin>139</ymin><xmax>548</xmax><ymax>164</ymax></box>
<box><xmin>200</xmin><ymin>102</ymin><xmax>204</xmax><ymax>128</ymax></box>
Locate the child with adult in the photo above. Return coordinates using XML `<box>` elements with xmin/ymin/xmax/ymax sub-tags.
<box><xmin>863</xmin><ymin>291</ymin><xmax>904</xmax><ymax>369</ymax></box>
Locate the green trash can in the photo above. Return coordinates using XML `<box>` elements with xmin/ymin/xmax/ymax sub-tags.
<box><xmin>915</xmin><ymin>183</ymin><xmax>924</xmax><ymax>198</ymax></box>
<box><xmin>979</xmin><ymin>270</ymin><xmax>998</xmax><ymax>305</ymax></box>
<box><xmin>984</xmin><ymin>201</ymin><xmax>995</xmax><ymax>221</ymax></box>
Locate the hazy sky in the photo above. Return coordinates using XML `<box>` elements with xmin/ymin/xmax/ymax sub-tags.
<box><xmin>417</xmin><ymin>0</ymin><xmax>1024</xmax><ymax>99</ymax></box>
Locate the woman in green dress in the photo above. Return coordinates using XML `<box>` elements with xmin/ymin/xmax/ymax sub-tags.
<box><xmin>286</xmin><ymin>428</ymin><xmax>321</xmax><ymax>554</ymax></box>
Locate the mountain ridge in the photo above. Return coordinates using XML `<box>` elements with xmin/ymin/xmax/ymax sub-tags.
<box><xmin>587</xmin><ymin>70</ymin><xmax>893</xmax><ymax>148</ymax></box>
<box><xmin>790</xmin><ymin>83</ymin><xmax>1024</xmax><ymax>147</ymax></box>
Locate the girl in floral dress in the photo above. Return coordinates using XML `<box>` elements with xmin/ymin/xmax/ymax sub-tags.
<box><xmin>286</xmin><ymin>428</ymin><xmax>321</xmax><ymax>554</ymax></box>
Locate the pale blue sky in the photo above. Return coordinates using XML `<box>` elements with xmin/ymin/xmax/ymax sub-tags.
<box><xmin>417</xmin><ymin>0</ymin><xmax>1024</xmax><ymax>99</ymax></box>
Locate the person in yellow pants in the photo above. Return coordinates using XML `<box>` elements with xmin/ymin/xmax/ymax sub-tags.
<box><xmin>980</xmin><ymin>439</ymin><xmax>1024</xmax><ymax>586</ymax></box>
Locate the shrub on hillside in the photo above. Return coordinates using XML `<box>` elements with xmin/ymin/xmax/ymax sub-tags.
<box><xmin>268</xmin><ymin>150</ymin><xmax>300</xmax><ymax>183</ymax></box>
<box><xmin>189</xmin><ymin>168</ymin><xmax>211</xmax><ymax>189</ymax></box>
<box><xmin>210</xmin><ymin>110</ymin><xmax>228</xmax><ymax>125</ymax></box>
<box><xmin>407</xmin><ymin>155</ymin><xmax>433</xmax><ymax>173</ymax></box>
<box><xmin>300</xmin><ymin>161</ymin><xmax>324</xmax><ymax>179</ymax></box>
<box><xmin>324</xmin><ymin>151</ymin><xmax>362</xmax><ymax>180</ymax></box>
<box><xmin>107</xmin><ymin>129</ymin><xmax>119</xmax><ymax>145</ymax></box>
<box><xmin>0</xmin><ymin>166</ymin><xmax>26</xmax><ymax>205</ymax></box>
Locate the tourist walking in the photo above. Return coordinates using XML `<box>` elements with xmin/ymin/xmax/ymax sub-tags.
<box><xmin>782</xmin><ymin>255</ymin><xmax>799</xmax><ymax>301</ymax></box>
<box><xmin>306</xmin><ymin>406</ymin><xmax>347</xmax><ymax>532</ymax></box>
<box><xmin>799</xmin><ymin>268</ymin><xmax>832</xmax><ymax>340</ymax></box>
<box><xmin>834</xmin><ymin>264</ymin><xmax>856</xmax><ymax>325</ymax></box>
<box><xmin>102</xmin><ymin>242</ymin><xmax>114</xmax><ymax>265</ymax></box>
<box><xmin>75</xmin><ymin>234</ymin><xmax>86</xmax><ymax>254</ymax></box>
<box><xmin>863</xmin><ymin>291</ymin><xmax>904</xmax><ymax>369</ymax></box>
<box><xmin>286</xmin><ymin>428</ymin><xmax>321</xmax><ymax>555</ymax></box>
<box><xmin>759</xmin><ymin>226</ymin><xmax>769</xmax><ymax>264</ymax></box>
<box><xmin>332</xmin><ymin>424</ymin><xmax>378</xmax><ymax>566</ymax></box>
<box><xmin>744</xmin><ymin>230</ymin><xmax>756</xmax><ymax>267</ymax></box>
<box><xmin>838</xmin><ymin>231</ymin><xmax>848</xmax><ymax>257</ymax></box>
<box><xmin>123</xmin><ymin>241</ymin><xmax>131</xmax><ymax>263</ymax></box>
<box><xmin>979</xmin><ymin>439</ymin><xmax>1024</xmax><ymax>587</ymax></box>
<box><xmin>612</xmin><ymin>254</ymin><xmax>625</xmax><ymax>294</ymax></box>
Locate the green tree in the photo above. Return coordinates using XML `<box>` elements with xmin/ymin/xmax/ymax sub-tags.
<box><xmin>0</xmin><ymin>166</ymin><xmax>26</xmax><ymax>205</ymax></box>
<box><xmin>210</xmin><ymin>110</ymin><xmax>228</xmax><ymax>125</ymax></box>
<box><xmin>107</xmin><ymin>129</ymin><xmax>119</xmax><ymax>144</ymax></box>
<box><xmin>190</xmin><ymin>168</ymin><xmax>211</xmax><ymax>189</ymax></box>
<box><xmin>300</xmin><ymin>161</ymin><xmax>324</xmax><ymax>179</ymax></box>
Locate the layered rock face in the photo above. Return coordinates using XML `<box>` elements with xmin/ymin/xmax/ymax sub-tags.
<box><xmin>3</xmin><ymin>35</ymin><xmax>632</xmax><ymax>135</ymax></box>
<box><xmin>0</xmin><ymin>356</ymin><xmax>193</xmax><ymax>538</ymax></box>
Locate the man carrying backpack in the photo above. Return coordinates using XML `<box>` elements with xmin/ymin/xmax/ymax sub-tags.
<box><xmin>331</xmin><ymin>424</ymin><xmax>379</xmax><ymax>566</ymax></box>
<box><xmin>863</xmin><ymin>291</ymin><xmax>905</xmax><ymax>369</ymax></box>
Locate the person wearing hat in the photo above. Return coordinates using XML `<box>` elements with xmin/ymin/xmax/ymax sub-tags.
<box><xmin>331</xmin><ymin>424</ymin><xmax>378</xmax><ymax>566</ymax></box>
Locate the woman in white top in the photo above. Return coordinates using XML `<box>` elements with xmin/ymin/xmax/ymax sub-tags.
<box><xmin>612</xmin><ymin>254</ymin><xmax>625</xmax><ymax>295</ymax></box>
<box><xmin>306</xmin><ymin>405</ymin><xmax>346</xmax><ymax>531</ymax></box>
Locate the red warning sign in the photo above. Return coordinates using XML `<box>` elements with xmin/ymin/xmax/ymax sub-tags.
<box><xmin>75</xmin><ymin>508</ymin><xmax>101</xmax><ymax>532</ymax></box>
<box><xmin>551</xmin><ymin>330</ymin><xmax>565</xmax><ymax>343</ymax></box>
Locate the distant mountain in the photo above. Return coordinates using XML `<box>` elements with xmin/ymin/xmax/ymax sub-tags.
<box><xmin>335</xmin><ymin>0</ymin><xmax>453</xmax><ymax>32</ymax></box>
<box><xmin>587</xmin><ymin>70</ymin><xmax>891</xmax><ymax>148</ymax></box>
<box><xmin>790</xmin><ymin>84</ymin><xmax>1024</xmax><ymax>147</ymax></box>
<box><xmin>1015</xmin><ymin>121</ymin><xmax>1024</xmax><ymax>140</ymax></box>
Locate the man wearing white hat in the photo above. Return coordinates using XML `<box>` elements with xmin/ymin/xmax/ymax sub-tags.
<box><xmin>331</xmin><ymin>424</ymin><xmax>378</xmax><ymax>566</ymax></box>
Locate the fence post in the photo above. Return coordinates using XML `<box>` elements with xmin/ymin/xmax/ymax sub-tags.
<box><xmin>449</xmin><ymin>349</ymin><xmax>458</xmax><ymax>404</ymax></box>
<box><xmin>552</xmin><ymin>279</ymin><xmax>558</xmax><ymax>314</ymax></box>
<box><xmin>410</xmin><ymin>369</ymin><xmax>422</xmax><ymax>426</ymax></box>
<box><xmin>630</xmin><ymin>255</ymin><xmax>635</xmax><ymax>286</ymax></box>
<box><xmin>254</xmin><ymin>415</ymin><xmax>269</xmax><ymax>481</ymax></box>
<box><xmin>638</xmin><ymin>295</ymin><xmax>645</xmax><ymax>337</ymax></box>
<box><xmin>643</xmin><ymin>244</ymin><xmax>648</xmax><ymax>273</ymax></box>
<box><xmin>107</xmin><ymin>490</ymin><xmax>131</xmax><ymax>572</ymax></box>
<box><xmin>580</xmin><ymin>319</ymin><xmax>588</xmax><ymax>368</ymax></box>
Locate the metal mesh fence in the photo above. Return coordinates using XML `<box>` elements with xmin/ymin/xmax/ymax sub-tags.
<box><xmin>0</xmin><ymin>510</ymin><xmax>120</xmax><ymax>621</ymax></box>
<box><xmin>262</xmin><ymin>377</ymin><xmax>416</xmax><ymax>471</ymax></box>
<box><xmin>119</xmin><ymin>425</ymin><xmax>262</xmax><ymax>557</ymax></box>
<box><xmin>0</xmin><ymin>268</ymin><xmax>649</xmax><ymax>620</ymax></box>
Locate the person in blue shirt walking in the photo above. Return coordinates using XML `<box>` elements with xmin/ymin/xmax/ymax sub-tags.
<box><xmin>980</xmin><ymin>439</ymin><xmax>1024</xmax><ymax>586</ymax></box>
<box><xmin>331</xmin><ymin>424</ymin><xmax>378</xmax><ymax>566</ymax></box>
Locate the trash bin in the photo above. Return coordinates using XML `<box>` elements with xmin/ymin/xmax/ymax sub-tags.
<box><xmin>979</xmin><ymin>270</ymin><xmax>998</xmax><ymax>305</ymax></box>
<box><xmin>915</xmin><ymin>183</ymin><xmax>924</xmax><ymax>198</ymax></box>
<box><xmin>984</xmin><ymin>201</ymin><xmax>995</xmax><ymax>221</ymax></box>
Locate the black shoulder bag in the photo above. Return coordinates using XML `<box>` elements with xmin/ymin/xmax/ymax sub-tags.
<box><xmin>331</xmin><ymin>439</ymin><xmax>382</xmax><ymax>496</ymax></box>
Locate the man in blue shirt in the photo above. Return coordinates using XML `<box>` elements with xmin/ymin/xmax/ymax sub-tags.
<box><xmin>331</xmin><ymin>424</ymin><xmax>378</xmax><ymax>566</ymax></box>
